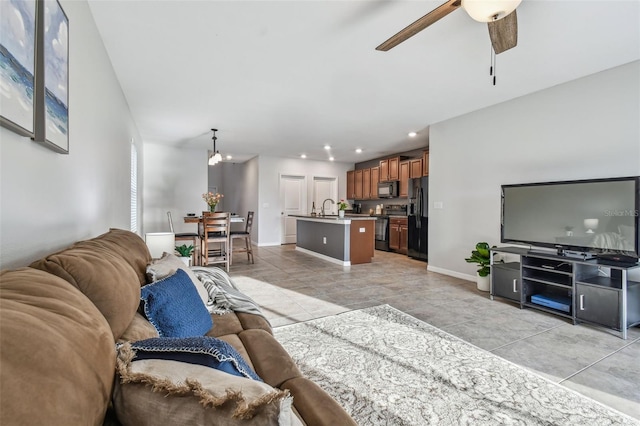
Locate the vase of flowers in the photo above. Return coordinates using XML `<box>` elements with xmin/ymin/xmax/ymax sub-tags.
<box><xmin>202</xmin><ymin>192</ymin><xmax>224</xmax><ymax>212</ymax></box>
<box><xmin>338</xmin><ymin>199</ymin><xmax>348</xmax><ymax>218</ymax></box>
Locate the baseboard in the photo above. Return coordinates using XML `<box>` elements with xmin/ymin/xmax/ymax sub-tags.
<box><xmin>296</xmin><ymin>246</ymin><xmax>350</xmax><ymax>266</ymax></box>
<box><xmin>426</xmin><ymin>265</ymin><xmax>475</xmax><ymax>283</ymax></box>
<box><xmin>255</xmin><ymin>241</ymin><xmax>281</xmax><ymax>247</ymax></box>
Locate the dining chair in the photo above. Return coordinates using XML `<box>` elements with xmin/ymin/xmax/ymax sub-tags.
<box><xmin>200</xmin><ymin>211</ymin><xmax>231</xmax><ymax>271</ymax></box>
<box><xmin>167</xmin><ymin>211</ymin><xmax>199</xmax><ymax>266</ymax></box>
<box><xmin>230</xmin><ymin>211</ymin><xmax>254</xmax><ymax>264</ymax></box>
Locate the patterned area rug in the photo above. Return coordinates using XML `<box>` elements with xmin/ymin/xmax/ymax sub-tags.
<box><xmin>273</xmin><ymin>305</ymin><xmax>638</xmax><ymax>426</ymax></box>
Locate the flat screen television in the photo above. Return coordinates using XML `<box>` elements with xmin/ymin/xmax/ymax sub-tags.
<box><xmin>501</xmin><ymin>176</ymin><xmax>640</xmax><ymax>262</ymax></box>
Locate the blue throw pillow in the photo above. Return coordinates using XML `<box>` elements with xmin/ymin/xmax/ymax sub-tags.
<box><xmin>131</xmin><ymin>336</ymin><xmax>262</xmax><ymax>381</ymax></box>
<box><xmin>140</xmin><ymin>269</ymin><xmax>212</xmax><ymax>337</ymax></box>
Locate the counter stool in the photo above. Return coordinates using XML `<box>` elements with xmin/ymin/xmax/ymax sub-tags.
<box><xmin>230</xmin><ymin>211</ymin><xmax>254</xmax><ymax>264</ymax></box>
<box><xmin>167</xmin><ymin>211</ymin><xmax>199</xmax><ymax>266</ymax></box>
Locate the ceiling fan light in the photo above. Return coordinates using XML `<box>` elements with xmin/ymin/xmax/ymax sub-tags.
<box><xmin>462</xmin><ymin>0</ymin><xmax>521</xmax><ymax>22</ymax></box>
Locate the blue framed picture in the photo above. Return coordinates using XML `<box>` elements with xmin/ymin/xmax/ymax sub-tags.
<box><xmin>0</xmin><ymin>0</ymin><xmax>37</xmax><ymax>137</ymax></box>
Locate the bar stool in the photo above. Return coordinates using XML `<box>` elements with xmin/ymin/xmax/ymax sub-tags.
<box><xmin>230</xmin><ymin>211</ymin><xmax>254</xmax><ymax>264</ymax></box>
<box><xmin>200</xmin><ymin>212</ymin><xmax>231</xmax><ymax>271</ymax></box>
<box><xmin>167</xmin><ymin>211</ymin><xmax>199</xmax><ymax>266</ymax></box>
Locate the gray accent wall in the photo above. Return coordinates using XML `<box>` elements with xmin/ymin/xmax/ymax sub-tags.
<box><xmin>427</xmin><ymin>61</ymin><xmax>640</xmax><ymax>282</ymax></box>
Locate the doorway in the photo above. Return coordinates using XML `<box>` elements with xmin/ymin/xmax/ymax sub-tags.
<box><xmin>279</xmin><ymin>174</ymin><xmax>307</xmax><ymax>244</ymax></box>
<box><xmin>313</xmin><ymin>176</ymin><xmax>338</xmax><ymax>215</ymax></box>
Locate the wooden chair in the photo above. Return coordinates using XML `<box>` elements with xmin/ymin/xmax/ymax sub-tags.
<box><xmin>230</xmin><ymin>211</ymin><xmax>255</xmax><ymax>264</ymax></box>
<box><xmin>200</xmin><ymin>212</ymin><xmax>231</xmax><ymax>271</ymax></box>
<box><xmin>167</xmin><ymin>211</ymin><xmax>199</xmax><ymax>266</ymax></box>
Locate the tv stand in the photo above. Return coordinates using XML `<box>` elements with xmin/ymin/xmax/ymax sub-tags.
<box><xmin>490</xmin><ymin>247</ymin><xmax>640</xmax><ymax>339</ymax></box>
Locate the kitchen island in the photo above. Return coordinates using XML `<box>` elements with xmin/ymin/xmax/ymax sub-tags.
<box><xmin>291</xmin><ymin>215</ymin><xmax>377</xmax><ymax>266</ymax></box>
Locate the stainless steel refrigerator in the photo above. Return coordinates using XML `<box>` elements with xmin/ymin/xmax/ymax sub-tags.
<box><xmin>408</xmin><ymin>177</ymin><xmax>428</xmax><ymax>261</ymax></box>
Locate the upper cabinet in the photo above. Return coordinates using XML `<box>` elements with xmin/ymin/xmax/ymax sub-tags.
<box><xmin>347</xmin><ymin>150</ymin><xmax>427</xmax><ymax>200</ymax></box>
<box><xmin>370</xmin><ymin>166</ymin><xmax>380</xmax><ymax>199</ymax></box>
<box><xmin>409</xmin><ymin>159</ymin><xmax>423</xmax><ymax>179</ymax></box>
<box><xmin>347</xmin><ymin>166</ymin><xmax>380</xmax><ymax>200</ymax></box>
<box><xmin>399</xmin><ymin>161</ymin><xmax>410</xmax><ymax>198</ymax></box>
<box><xmin>422</xmin><ymin>151</ymin><xmax>429</xmax><ymax>176</ymax></box>
<box><xmin>379</xmin><ymin>156</ymin><xmax>401</xmax><ymax>181</ymax></box>
<box><xmin>354</xmin><ymin>169</ymin><xmax>364</xmax><ymax>200</ymax></box>
<box><xmin>347</xmin><ymin>170</ymin><xmax>355</xmax><ymax>199</ymax></box>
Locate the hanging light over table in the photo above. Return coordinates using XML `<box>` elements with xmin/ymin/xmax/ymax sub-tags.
<box><xmin>208</xmin><ymin>128</ymin><xmax>223</xmax><ymax>165</ymax></box>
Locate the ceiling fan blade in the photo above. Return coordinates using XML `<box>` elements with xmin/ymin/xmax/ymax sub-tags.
<box><xmin>487</xmin><ymin>10</ymin><xmax>518</xmax><ymax>54</ymax></box>
<box><xmin>376</xmin><ymin>0</ymin><xmax>462</xmax><ymax>52</ymax></box>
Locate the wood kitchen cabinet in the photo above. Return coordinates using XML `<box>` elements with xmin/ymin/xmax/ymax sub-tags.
<box><xmin>399</xmin><ymin>160</ymin><xmax>410</xmax><ymax>198</ymax></box>
<box><xmin>363</xmin><ymin>168</ymin><xmax>371</xmax><ymax>200</ymax></box>
<box><xmin>422</xmin><ymin>151</ymin><xmax>429</xmax><ymax>176</ymax></box>
<box><xmin>354</xmin><ymin>169</ymin><xmax>364</xmax><ymax>200</ymax></box>
<box><xmin>379</xmin><ymin>156</ymin><xmax>401</xmax><ymax>181</ymax></box>
<box><xmin>389</xmin><ymin>217</ymin><xmax>408</xmax><ymax>255</ymax></box>
<box><xmin>370</xmin><ymin>166</ymin><xmax>380</xmax><ymax>199</ymax></box>
<box><xmin>347</xmin><ymin>170</ymin><xmax>355</xmax><ymax>199</ymax></box>
<box><xmin>410</xmin><ymin>159</ymin><xmax>423</xmax><ymax>179</ymax></box>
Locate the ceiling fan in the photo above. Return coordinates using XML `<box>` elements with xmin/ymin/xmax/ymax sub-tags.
<box><xmin>376</xmin><ymin>0</ymin><xmax>522</xmax><ymax>54</ymax></box>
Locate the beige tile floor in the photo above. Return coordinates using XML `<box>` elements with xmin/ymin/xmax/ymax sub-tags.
<box><xmin>228</xmin><ymin>245</ymin><xmax>640</xmax><ymax>420</ymax></box>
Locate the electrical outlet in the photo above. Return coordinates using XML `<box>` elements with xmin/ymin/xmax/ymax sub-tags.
<box><xmin>323</xmin><ymin>237</ymin><xmax>327</xmax><ymax>244</ymax></box>
<box><xmin>359</xmin><ymin>227</ymin><xmax>365</xmax><ymax>232</ymax></box>
<box><xmin>434</xmin><ymin>201</ymin><xmax>444</xmax><ymax>209</ymax></box>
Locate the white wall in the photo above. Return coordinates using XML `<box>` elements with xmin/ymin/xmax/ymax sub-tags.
<box><xmin>428</xmin><ymin>61</ymin><xmax>640</xmax><ymax>281</ymax></box>
<box><xmin>0</xmin><ymin>0</ymin><xmax>142</xmax><ymax>269</ymax></box>
<box><xmin>143</xmin><ymin>143</ymin><xmax>208</xmax><ymax>233</ymax></box>
<box><xmin>257</xmin><ymin>156</ymin><xmax>353</xmax><ymax>246</ymax></box>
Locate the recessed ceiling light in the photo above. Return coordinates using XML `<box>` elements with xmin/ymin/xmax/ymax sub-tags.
<box><xmin>226</xmin><ymin>155</ymin><xmax>232</xmax><ymax>160</ymax></box>
<box><xmin>355</xmin><ymin>148</ymin><xmax>362</xmax><ymax>154</ymax></box>
<box><xmin>300</xmin><ymin>154</ymin><xmax>307</xmax><ymax>159</ymax></box>
<box><xmin>408</xmin><ymin>132</ymin><xmax>417</xmax><ymax>138</ymax></box>
<box><xmin>324</xmin><ymin>145</ymin><xmax>331</xmax><ymax>150</ymax></box>
<box><xmin>329</xmin><ymin>156</ymin><xmax>334</xmax><ymax>161</ymax></box>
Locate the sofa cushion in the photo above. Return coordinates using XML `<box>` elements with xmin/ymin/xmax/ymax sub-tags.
<box><xmin>206</xmin><ymin>311</ymin><xmax>245</xmax><ymax>337</ymax></box>
<box><xmin>118</xmin><ymin>312</ymin><xmax>159</xmax><ymax>344</ymax></box>
<box><xmin>30</xmin><ymin>243</ymin><xmax>141</xmax><ymax>340</ymax></box>
<box><xmin>114</xmin><ymin>350</ymin><xmax>302</xmax><ymax>426</ymax></box>
<box><xmin>0</xmin><ymin>268</ymin><xmax>115</xmax><ymax>426</ymax></box>
<box><xmin>129</xmin><ymin>337</ymin><xmax>262</xmax><ymax>381</ymax></box>
<box><xmin>83</xmin><ymin>228</ymin><xmax>152</xmax><ymax>286</ymax></box>
<box><xmin>238</xmin><ymin>329</ymin><xmax>302</xmax><ymax>388</ymax></box>
<box><xmin>140</xmin><ymin>269</ymin><xmax>212</xmax><ymax>337</ymax></box>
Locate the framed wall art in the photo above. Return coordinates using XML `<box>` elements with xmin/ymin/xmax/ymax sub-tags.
<box><xmin>40</xmin><ymin>0</ymin><xmax>69</xmax><ymax>153</ymax></box>
<box><xmin>0</xmin><ymin>0</ymin><xmax>37</xmax><ymax>138</ymax></box>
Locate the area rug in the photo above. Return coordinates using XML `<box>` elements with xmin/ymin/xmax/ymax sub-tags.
<box><xmin>273</xmin><ymin>305</ymin><xmax>638</xmax><ymax>426</ymax></box>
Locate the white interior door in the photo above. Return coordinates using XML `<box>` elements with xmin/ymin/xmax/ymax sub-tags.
<box><xmin>280</xmin><ymin>174</ymin><xmax>307</xmax><ymax>244</ymax></box>
<box><xmin>313</xmin><ymin>177</ymin><xmax>338</xmax><ymax>215</ymax></box>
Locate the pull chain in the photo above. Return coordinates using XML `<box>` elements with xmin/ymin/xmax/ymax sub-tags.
<box><xmin>489</xmin><ymin>43</ymin><xmax>497</xmax><ymax>86</ymax></box>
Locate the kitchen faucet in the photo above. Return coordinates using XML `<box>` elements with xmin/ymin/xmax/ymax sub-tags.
<box><xmin>321</xmin><ymin>198</ymin><xmax>335</xmax><ymax>217</ymax></box>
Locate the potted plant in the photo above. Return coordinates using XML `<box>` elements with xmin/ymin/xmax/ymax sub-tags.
<box><xmin>465</xmin><ymin>242</ymin><xmax>495</xmax><ymax>292</ymax></box>
<box><xmin>175</xmin><ymin>244</ymin><xmax>194</xmax><ymax>266</ymax></box>
<box><xmin>337</xmin><ymin>199</ymin><xmax>348</xmax><ymax>218</ymax></box>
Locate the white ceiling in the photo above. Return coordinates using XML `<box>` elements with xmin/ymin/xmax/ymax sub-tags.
<box><xmin>88</xmin><ymin>0</ymin><xmax>639</xmax><ymax>164</ymax></box>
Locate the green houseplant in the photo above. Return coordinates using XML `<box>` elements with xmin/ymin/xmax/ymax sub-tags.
<box><xmin>465</xmin><ymin>242</ymin><xmax>495</xmax><ymax>291</ymax></box>
<box><xmin>175</xmin><ymin>244</ymin><xmax>194</xmax><ymax>266</ymax></box>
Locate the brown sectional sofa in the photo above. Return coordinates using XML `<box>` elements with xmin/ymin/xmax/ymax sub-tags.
<box><xmin>0</xmin><ymin>228</ymin><xmax>355</xmax><ymax>425</ymax></box>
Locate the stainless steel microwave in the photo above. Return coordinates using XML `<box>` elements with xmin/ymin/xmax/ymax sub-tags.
<box><xmin>378</xmin><ymin>181</ymin><xmax>398</xmax><ymax>198</ymax></box>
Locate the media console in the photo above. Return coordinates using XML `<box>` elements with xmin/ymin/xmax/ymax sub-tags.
<box><xmin>490</xmin><ymin>247</ymin><xmax>640</xmax><ymax>339</ymax></box>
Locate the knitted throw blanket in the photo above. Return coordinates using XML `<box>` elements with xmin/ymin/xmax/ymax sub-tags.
<box><xmin>191</xmin><ymin>267</ymin><xmax>269</xmax><ymax>325</ymax></box>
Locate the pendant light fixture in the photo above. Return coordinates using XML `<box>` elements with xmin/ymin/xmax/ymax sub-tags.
<box><xmin>208</xmin><ymin>128</ymin><xmax>223</xmax><ymax>166</ymax></box>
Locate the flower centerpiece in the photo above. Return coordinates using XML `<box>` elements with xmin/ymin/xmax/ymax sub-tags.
<box><xmin>202</xmin><ymin>192</ymin><xmax>223</xmax><ymax>212</ymax></box>
<box><xmin>337</xmin><ymin>199</ymin><xmax>348</xmax><ymax>218</ymax></box>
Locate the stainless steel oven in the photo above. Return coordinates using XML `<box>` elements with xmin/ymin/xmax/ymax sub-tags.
<box><xmin>374</xmin><ymin>204</ymin><xmax>407</xmax><ymax>251</ymax></box>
